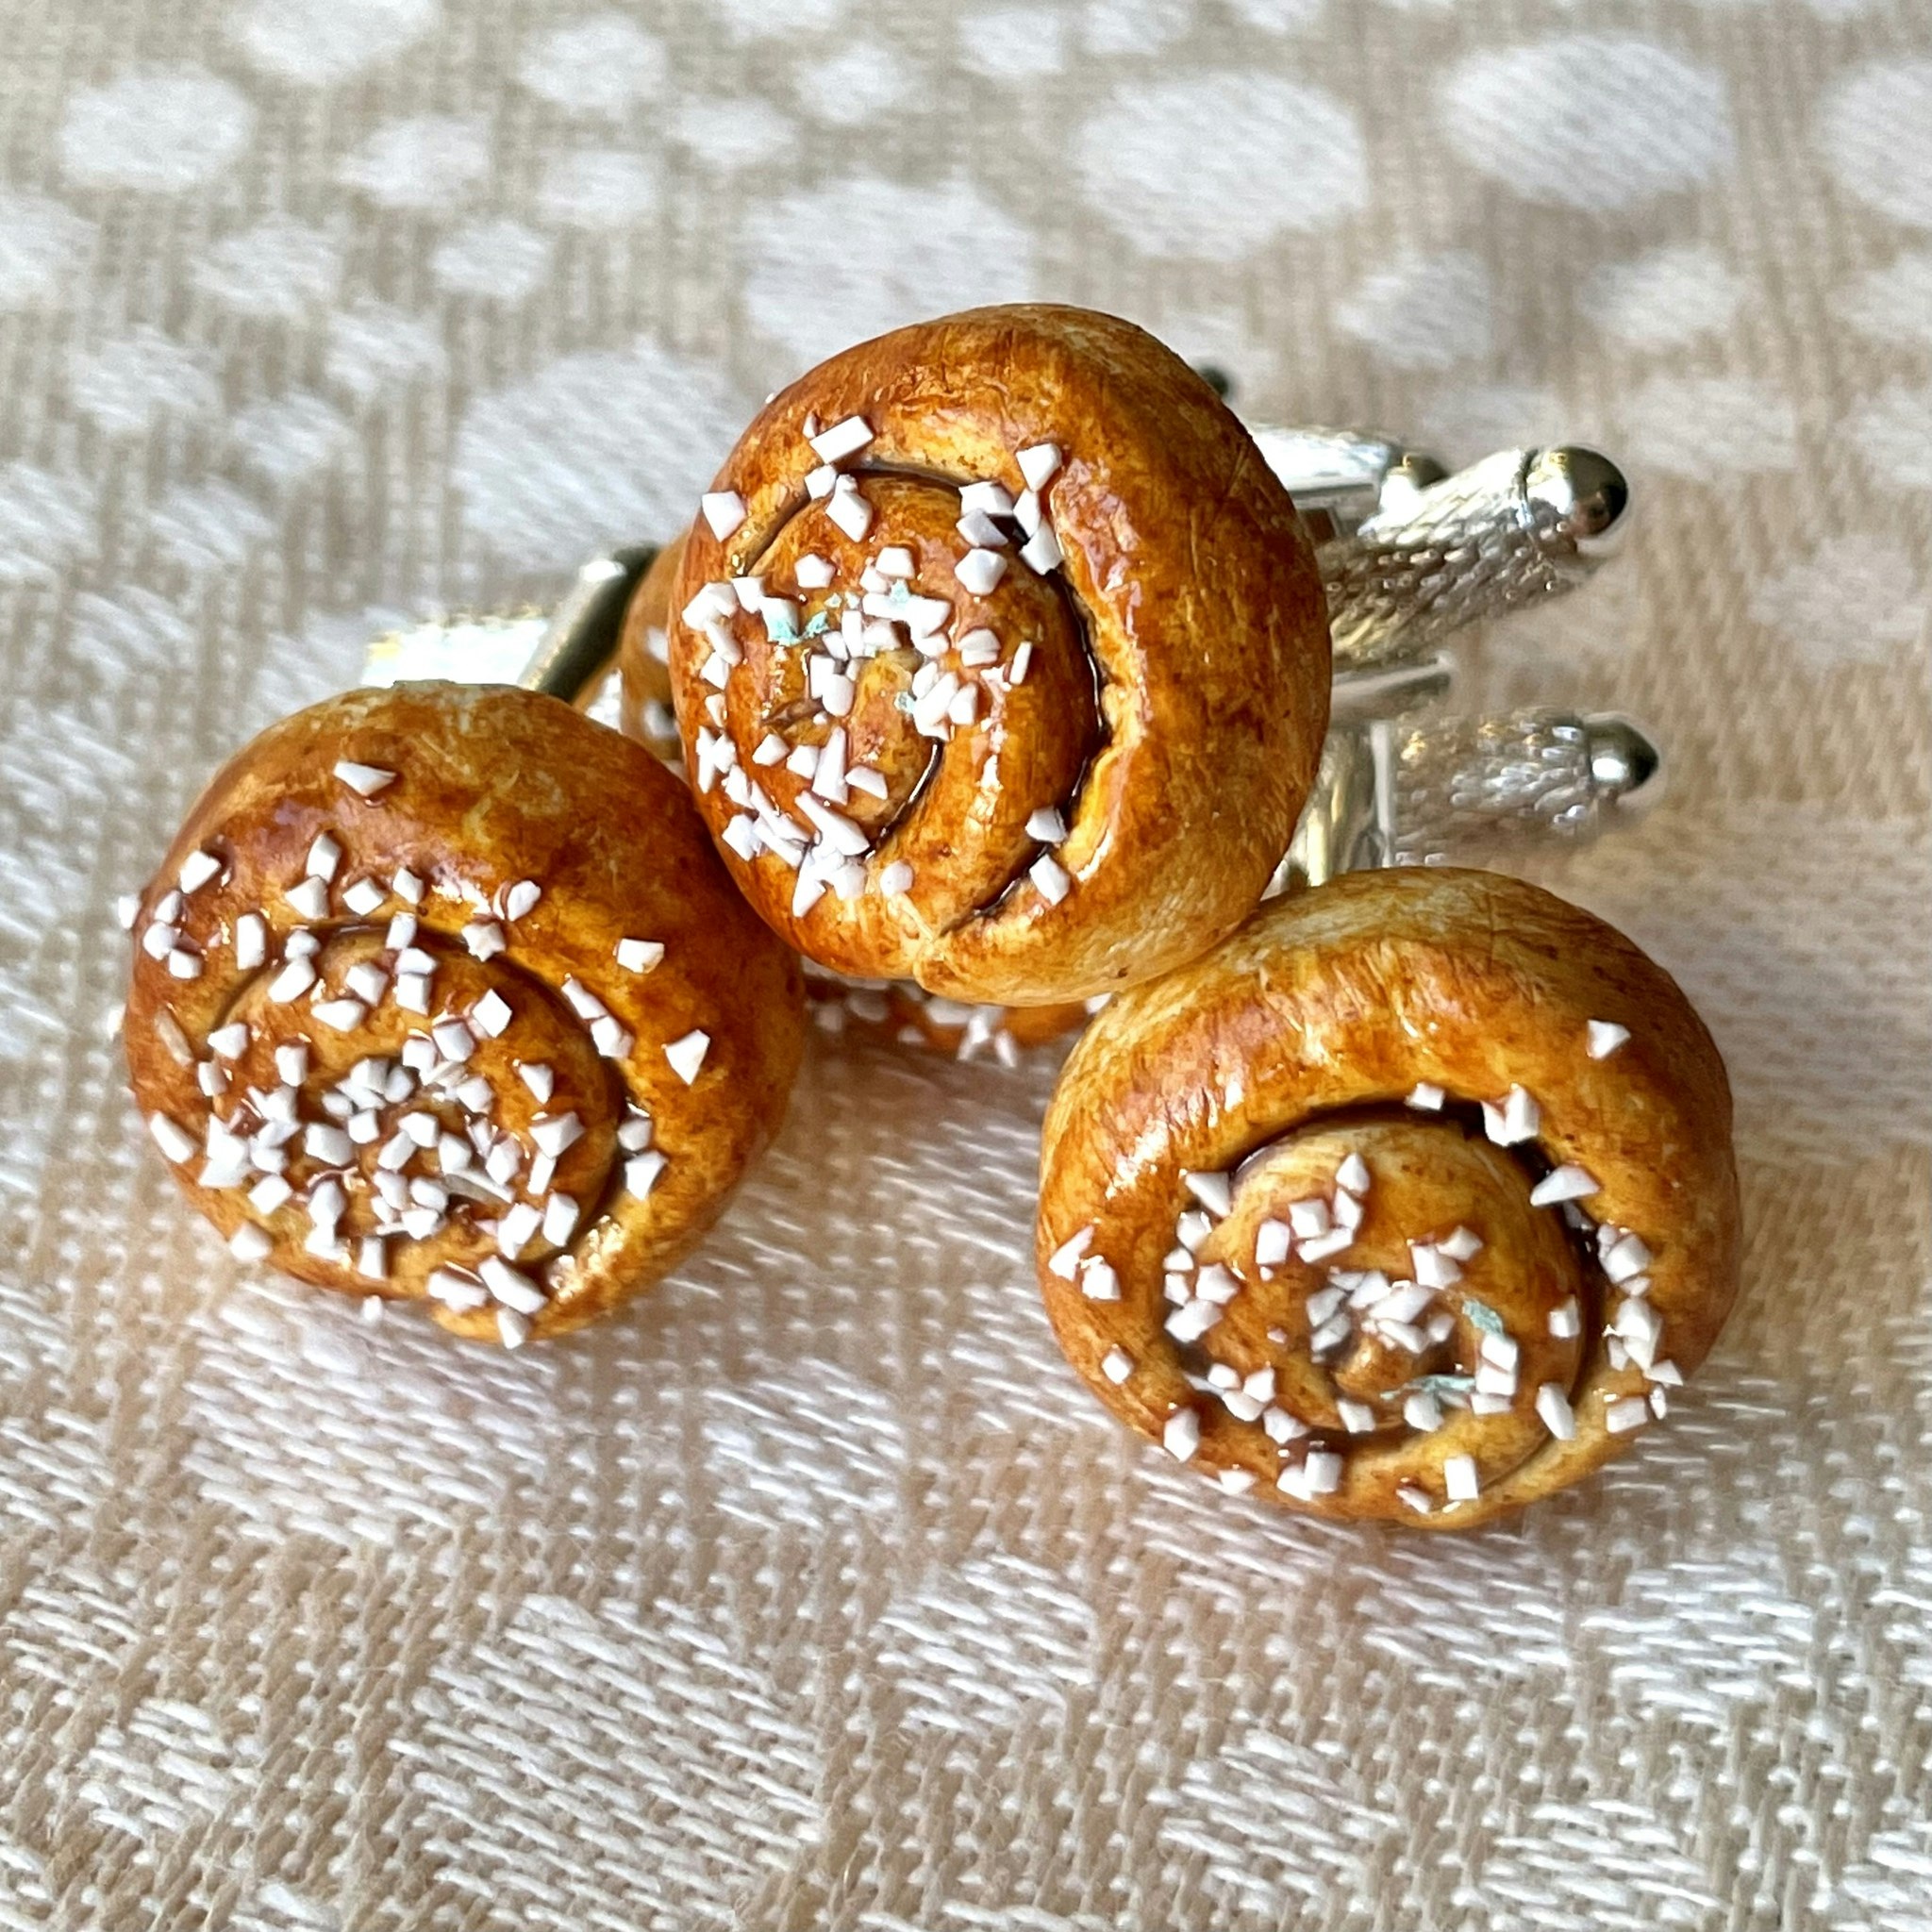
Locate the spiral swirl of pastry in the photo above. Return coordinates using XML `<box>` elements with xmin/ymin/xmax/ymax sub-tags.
<box><xmin>124</xmin><ymin>684</ymin><xmax>805</xmax><ymax>1345</ymax></box>
<box><xmin>667</xmin><ymin>303</ymin><xmax>1329</xmax><ymax>1008</ymax></box>
<box><xmin>1036</xmin><ymin>868</ymin><xmax>1739</xmax><ymax>1526</ymax></box>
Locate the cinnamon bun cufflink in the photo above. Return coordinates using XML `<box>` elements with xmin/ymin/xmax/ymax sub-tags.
<box><xmin>1036</xmin><ymin>868</ymin><xmax>1739</xmax><ymax>1527</ymax></box>
<box><xmin>665</xmin><ymin>303</ymin><xmax>1331</xmax><ymax>1009</ymax></box>
<box><xmin>125</xmin><ymin>683</ymin><xmax>806</xmax><ymax>1345</ymax></box>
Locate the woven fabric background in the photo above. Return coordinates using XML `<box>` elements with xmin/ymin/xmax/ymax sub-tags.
<box><xmin>2</xmin><ymin>0</ymin><xmax>1929</xmax><ymax>1925</ymax></box>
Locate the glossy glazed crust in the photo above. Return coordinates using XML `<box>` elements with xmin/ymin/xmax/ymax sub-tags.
<box><xmin>668</xmin><ymin>303</ymin><xmax>1330</xmax><ymax>1008</ymax></box>
<box><xmin>1036</xmin><ymin>867</ymin><xmax>1740</xmax><ymax>1528</ymax></box>
<box><xmin>125</xmin><ymin>683</ymin><xmax>806</xmax><ymax>1343</ymax></box>
<box><xmin>618</xmin><ymin>531</ymin><xmax>686</xmax><ymax>759</ymax></box>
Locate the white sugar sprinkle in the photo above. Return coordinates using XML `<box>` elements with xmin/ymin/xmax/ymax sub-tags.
<box><xmin>148</xmin><ymin>1114</ymin><xmax>197</xmax><ymax>1163</ymax></box>
<box><xmin>700</xmin><ymin>490</ymin><xmax>746</xmax><ymax>539</ymax></box>
<box><xmin>391</xmin><ymin>868</ymin><xmax>423</xmax><ymax>906</ymax></box>
<box><xmin>1183</xmin><ymin>1170</ymin><xmax>1232</xmax><ymax>1218</ymax></box>
<box><xmin>1604</xmin><ymin>1233</ymin><xmax>1654</xmax><ymax>1283</ymax></box>
<box><xmin>1047</xmin><ymin>1225</ymin><xmax>1093</xmax><ymax>1278</ymax></box>
<box><xmin>311</xmin><ymin>997</ymin><xmax>366</xmax><ymax>1032</ymax></box>
<box><xmin>1017</xmin><ymin>442</ymin><xmax>1060</xmax><ymax>491</ymax></box>
<box><xmin>1588</xmin><ymin>1019</ymin><xmax>1631</xmax><ymax>1059</ymax></box>
<box><xmin>1548</xmin><ymin>1296</ymin><xmax>1581</xmax><ymax>1339</ymax></box>
<box><xmin>956</xmin><ymin>548</ymin><xmax>1008</xmax><ymax>595</ymax></box>
<box><xmin>529</xmin><ymin>1112</ymin><xmax>584</xmax><ymax>1158</ymax></box>
<box><xmin>1443</xmin><ymin>1454</ymin><xmax>1480</xmax><ymax>1503</ymax></box>
<box><xmin>228</xmin><ymin>1223</ymin><xmax>273</xmax><ymax>1262</ymax></box>
<box><xmin>1162</xmin><ymin>1407</ymin><xmax>1201</xmax><ymax>1462</ymax></box>
<box><xmin>1530</xmin><ymin>1164</ymin><xmax>1600</xmax><ymax>1207</ymax></box>
<box><xmin>809</xmin><ymin>413</ymin><xmax>873</xmax><ymax>463</ymax></box>
<box><xmin>794</xmin><ymin>553</ymin><xmax>835</xmax><ymax>590</ymax></box>
<box><xmin>625</xmin><ymin>1151</ymin><xmax>667</xmax><ymax>1197</ymax></box>
<box><xmin>285</xmin><ymin>876</ymin><xmax>329</xmax><ymax>921</ymax></box>
<box><xmin>334</xmin><ymin>760</ymin><xmax>395</xmax><ymax>797</ymax></box>
<box><xmin>664</xmin><ymin>1029</ymin><xmax>710</xmax><ymax>1084</ymax></box>
<box><xmin>1029</xmin><ymin>855</ymin><xmax>1071</xmax><ymax>905</ymax></box>
<box><xmin>1536</xmin><ymin>1383</ymin><xmax>1576</xmax><ymax>1440</ymax></box>
<box><xmin>267</xmin><ymin>957</ymin><xmax>316</xmax><ymax>1003</ymax></box>
<box><xmin>179</xmin><ymin>849</ymin><xmax>223</xmax><ymax>892</ymax></box>
<box><xmin>616</xmin><ymin>937</ymin><xmax>664</xmax><ymax>974</ymax></box>
<box><xmin>1254</xmin><ymin>1220</ymin><xmax>1293</xmax><ymax>1268</ymax></box>
<box><xmin>826</xmin><ymin>477</ymin><xmax>873</xmax><ymax>541</ymax></box>
<box><xmin>342</xmin><ymin>877</ymin><xmax>386</xmax><ymax>917</ymax></box>
<box><xmin>1018</xmin><ymin>523</ymin><xmax>1063</xmax><ymax>574</ymax></box>
<box><xmin>208</xmin><ymin>1021</ymin><xmax>249</xmax><ymax>1058</ymax></box>
<box><xmin>1025</xmin><ymin>805</ymin><xmax>1068</xmax><ymax>844</ymax></box>
<box><xmin>472</xmin><ymin>990</ymin><xmax>512</xmax><ymax>1038</ymax></box>
<box><xmin>1407</xmin><ymin>1082</ymin><xmax>1445</xmax><ymax>1111</ymax></box>
<box><xmin>1339</xmin><ymin>1399</ymin><xmax>1377</xmax><ymax>1434</ymax></box>
<box><xmin>518</xmin><ymin>1062</ymin><xmax>554</xmax><ymax>1103</ymax></box>
<box><xmin>1100</xmin><ymin>1345</ymin><xmax>1134</xmax><ymax>1385</ymax></box>
<box><xmin>1079</xmin><ymin>1258</ymin><xmax>1120</xmax><ymax>1302</ymax></box>
<box><xmin>503</xmin><ymin>879</ymin><xmax>541</xmax><ymax>922</ymax></box>
<box><xmin>1606</xmin><ymin>1395</ymin><xmax>1650</xmax><ymax>1434</ymax></box>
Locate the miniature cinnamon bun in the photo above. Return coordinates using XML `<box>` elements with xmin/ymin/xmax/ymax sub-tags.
<box><xmin>667</xmin><ymin>303</ymin><xmax>1330</xmax><ymax>1008</ymax></box>
<box><xmin>125</xmin><ymin>683</ymin><xmax>806</xmax><ymax>1345</ymax></box>
<box><xmin>1036</xmin><ymin>868</ymin><xmax>1740</xmax><ymax>1526</ymax></box>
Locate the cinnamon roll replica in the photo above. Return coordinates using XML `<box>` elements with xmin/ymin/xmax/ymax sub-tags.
<box><xmin>665</xmin><ymin>304</ymin><xmax>1330</xmax><ymax>1008</ymax></box>
<box><xmin>124</xmin><ymin>684</ymin><xmax>805</xmax><ymax>1345</ymax></box>
<box><xmin>1035</xmin><ymin>869</ymin><xmax>1739</xmax><ymax>1526</ymax></box>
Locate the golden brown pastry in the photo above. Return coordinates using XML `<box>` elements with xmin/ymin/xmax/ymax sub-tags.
<box><xmin>1036</xmin><ymin>868</ymin><xmax>1739</xmax><ymax>1527</ymax></box>
<box><xmin>617</xmin><ymin>531</ymin><xmax>687</xmax><ymax>760</ymax></box>
<box><xmin>666</xmin><ymin>303</ymin><xmax>1330</xmax><ymax>1008</ymax></box>
<box><xmin>124</xmin><ymin>683</ymin><xmax>806</xmax><ymax>1345</ymax></box>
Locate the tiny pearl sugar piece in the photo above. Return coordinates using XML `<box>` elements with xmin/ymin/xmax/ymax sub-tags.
<box><xmin>1604</xmin><ymin>1232</ymin><xmax>1654</xmax><ymax>1283</ymax></box>
<box><xmin>1100</xmin><ymin>1345</ymin><xmax>1134</xmax><ymax>1385</ymax></box>
<box><xmin>827</xmin><ymin>476</ymin><xmax>873</xmax><ymax>541</ymax></box>
<box><xmin>700</xmin><ymin>491</ymin><xmax>746</xmax><ymax>539</ymax></box>
<box><xmin>877</xmin><ymin>860</ymin><xmax>914</xmax><ymax>896</ymax></box>
<box><xmin>1019</xmin><ymin>524</ymin><xmax>1063</xmax><ymax>575</ymax></box>
<box><xmin>1442</xmin><ymin>1454</ymin><xmax>1480</xmax><ymax>1504</ymax></box>
<box><xmin>1026</xmin><ymin>806</ymin><xmax>1068</xmax><ymax>844</ymax></box>
<box><xmin>334</xmin><ymin>760</ymin><xmax>395</xmax><ymax>798</ymax></box>
<box><xmin>1548</xmin><ymin>1296</ymin><xmax>1581</xmax><ymax>1339</ymax></box>
<box><xmin>1018</xmin><ymin>442</ymin><xmax>1061</xmax><ymax>491</ymax></box>
<box><xmin>616</xmin><ymin>937</ymin><xmax>664</xmax><ymax>974</ymax></box>
<box><xmin>179</xmin><ymin>849</ymin><xmax>223</xmax><ymax>892</ymax></box>
<box><xmin>285</xmin><ymin>876</ymin><xmax>329</xmax><ymax>922</ymax></box>
<box><xmin>1183</xmin><ymin>1170</ymin><xmax>1232</xmax><ymax>1218</ymax></box>
<box><xmin>1530</xmin><ymin>1164</ymin><xmax>1599</xmax><ymax>1208</ymax></box>
<box><xmin>664</xmin><ymin>1029</ymin><xmax>710</xmax><ymax>1085</ymax></box>
<box><xmin>1029</xmin><ymin>855</ymin><xmax>1071</xmax><ymax>905</ymax></box>
<box><xmin>1483</xmin><ymin>1084</ymin><xmax>1541</xmax><ymax>1146</ymax></box>
<box><xmin>956</xmin><ymin>548</ymin><xmax>1008</xmax><ymax>595</ymax></box>
<box><xmin>232</xmin><ymin>915</ymin><xmax>266</xmax><ymax>971</ymax></box>
<box><xmin>1407</xmin><ymin>1082</ymin><xmax>1445</xmax><ymax>1111</ymax></box>
<box><xmin>472</xmin><ymin>990</ymin><xmax>513</xmax><ymax>1039</ymax></box>
<box><xmin>149</xmin><ymin>1114</ymin><xmax>197</xmax><ymax>1163</ymax></box>
<box><xmin>1588</xmin><ymin>1019</ymin><xmax>1631</xmax><ymax>1059</ymax></box>
<box><xmin>1536</xmin><ymin>1382</ymin><xmax>1577</xmax><ymax>1441</ymax></box>
<box><xmin>1162</xmin><ymin>1407</ymin><xmax>1201</xmax><ymax>1462</ymax></box>
<box><xmin>1048</xmin><ymin>1225</ymin><xmax>1093</xmax><ymax>1279</ymax></box>
<box><xmin>497</xmin><ymin>1308</ymin><xmax>532</xmax><ymax>1349</ymax></box>
<box><xmin>1079</xmin><ymin>1258</ymin><xmax>1120</xmax><ymax>1302</ymax></box>
<box><xmin>342</xmin><ymin>877</ymin><xmax>386</xmax><ymax>917</ymax></box>
<box><xmin>502</xmin><ymin>879</ymin><xmax>541</xmax><ymax>922</ymax></box>
<box><xmin>794</xmin><ymin>553</ymin><xmax>835</xmax><ymax>590</ymax></box>
<box><xmin>208</xmin><ymin>1022</ymin><xmax>250</xmax><ymax>1058</ymax></box>
<box><xmin>1397</xmin><ymin>1483</ymin><xmax>1433</xmax><ymax>1515</ymax></box>
<box><xmin>228</xmin><ymin>1223</ymin><xmax>274</xmax><ymax>1262</ymax></box>
<box><xmin>1605</xmin><ymin>1394</ymin><xmax>1651</xmax><ymax>1433</ymax></box>
<box><xmin>307</xmin><ymin>833</ymin><xmax>341</xmax><ymax>882</ymax></box>
<box><xmin>808</xmin><ymin>413</ymin><xmax>873</xmax><ymax>463</ymax></box>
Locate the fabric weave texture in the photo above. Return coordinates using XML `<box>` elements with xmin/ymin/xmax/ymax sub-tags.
<box><xmin>1</xmin><ymin>0</ymin><xmax>1928</xmax><ymax>1925</ymax></box>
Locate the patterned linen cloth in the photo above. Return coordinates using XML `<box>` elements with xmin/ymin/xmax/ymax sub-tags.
<box><xmin>1</xmin><ymin>1</ymin><xmax>1928</xmax><ymax>1925</ymax></box>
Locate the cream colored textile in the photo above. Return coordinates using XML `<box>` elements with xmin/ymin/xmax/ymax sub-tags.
<box><xmin>2</xmin><ymin>0</ymin><xmax>1928</xmax><ymax>1925</ymax></box>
